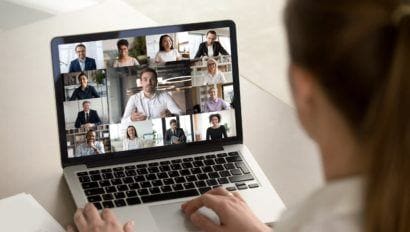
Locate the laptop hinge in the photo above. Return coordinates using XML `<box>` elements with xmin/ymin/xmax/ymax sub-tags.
<box><xmin>85</xmin><ymin>145</ymin><xmax>224</xmax><ymax>169</ymax></box>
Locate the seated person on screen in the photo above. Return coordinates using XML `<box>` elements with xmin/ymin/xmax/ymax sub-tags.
<box><xmin>69</xmin><ymin>72</ymin><xmax>100</xmax><ymax>101</ymax></box>
<box><xmin>194</xmin><ymin>30</ymin><xmax>229</xmax><ymax>58</ymax></box>
<box><xmin>154</xmin><ymin>35</ymin><xmax>182</xmax><ymax>63</ymax></box>
<box><xmin>69</xmin><ymin>44</ymin><xmax>97</xmax><ymax>72</ymax></box>
<box><xmin>123</xmin><ymin>125</ymin><xmax>143</xmax><ymax>150</ymax></box>
<box><xmin>164</xmin><ymin>119</ymin><xmax>186</xmax><ymax>145</ymax></box>
<box><xmin>113</xmin><ymin>39</ymin><xmax>140</xmax><ymax>67</ymax></box>
<box><xmin>121</xmin><ymin>68</ymin><xmax>182</xmax><ymax>124</ymax></box>
<box><xmin>203</xmin><ymin>86</ymin><xmax>230</xmax><ymax>112</ymax></box>
<box><xmin>75</xmin><ymin>130</ymin><xmax>105</xmax><ymax>157</ymax></box>
<box><xmin>74</xmin><ymin>101</ymin><xmax>102</xmax><ymax>129</ymax></box>
<box><xmin>206</xmin><ymin>113</ymin><xmax>227</xmax><ymax>141</ymax></box>
<box><xmin>203</xmin><ymin>58</ymin><xmax>226</xmax><ymax>85</ymax></box>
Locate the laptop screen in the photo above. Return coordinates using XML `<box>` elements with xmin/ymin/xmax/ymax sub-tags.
<box><xmin>52</xmin><ymin>21</ymin><xmax>241</xmax><ymax>161</ymax></box>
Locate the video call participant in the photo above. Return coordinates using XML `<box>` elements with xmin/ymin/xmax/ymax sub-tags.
<box><xmin>154</xmin><ymin>35</ymin><xmax>182</xmax><ymax>63</ymax></box>
<box><xmin>113</xmin><ymin>39</ymin><xmax>140</xmax><ymax>67</ymax></box>
<box><xmin>74</xmin><ymin>101</ymin><xmax>101</xmax><ymax>129</ymax></box>
<box><xmin>121</xmin><ymin>68</ymin><xmax>182</xmax><ymax>125</ymax></box>
<box><xmin>206</xmin><ymin>113</ymin><xmax>227</xmax><ymax>140</ymax></box>
<box><xmin>203</xmin><ymin>86</ymin><xmax>231</xmax><ymax>112</ymax></box>
<box><xmin>194</xmin><ymin>30</ymin><xmax>229</xmax><ymax>58</ymax></box>
<box><xmin>69</xmin><ymin>72</ymin><xmax>100</xmax><ymax>101</ymax></box>
<box><xmin>164</xmin><ymin>119</ymin><xmax>186</xmax><ymax>145</ymax></box>
<box><xmin>203</xmin><ymin>58</ymin><xmax>226</xmax><ymax>85</ymax></box>
<box><xmin>123</xmin><ymin>125</ymin><xmax>143</xmax><ymax>150</ymax></box>
<box><xmin>74</xmin><ymin>130</ymin><xmax>105</xmax><ymax>157</ymax></box>
<box><xmin>69</xmin><ymin>44</ymin><xmax>97</xmax><ymax>73</ymax></box>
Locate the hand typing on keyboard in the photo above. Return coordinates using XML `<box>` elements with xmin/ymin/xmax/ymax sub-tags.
<box><xmin>66</xmin><ymin>203</ymin><xmax>134</xmax><ymax>232</ymax></box>
<box><xmin>181</xmin><ymin>188</ymin><xmax>271</xmax><ymax>232</ymax></box>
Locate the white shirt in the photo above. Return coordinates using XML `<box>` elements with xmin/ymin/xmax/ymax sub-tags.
<box><xmin>203</xmin><ymin>71</ymin><xmax>226</xmax><ymax>85</ymax></box>
<box><xmin>207</xmin><ymin>45</ymin><xmax>214</xmax><ymax>57</ymax></box>
<box><xmin>275</xmin><ymin>176</ymin><xmax>363</xmax><ymax>232</ymax></box>
<box><xmin>122</xmin><ymin>138</ymin><xmax>143</xmax><ymax>150</ymax></box>
<box><xmin>121</xmin><ymin>90</ymin><xmax>182</xmax><ymax>125</ymax></box>
<box><xmin>113</xmin><ymin>57</ymin><xmax>140</xmax><ymax>67</ymax></box>
<box><xmin>155</xmin><ymin>49</ymin><xmax>181</xmax><ymax>63</ymax></box>
<box><xmin>79</xmin><ymin>58</ymin><xmax>85</xmax><ymax>71</ymax></box>
<box><xmin>75</xmin><ymin>141</ymin><xmax>105</xmax><ymax>157</ymax></box>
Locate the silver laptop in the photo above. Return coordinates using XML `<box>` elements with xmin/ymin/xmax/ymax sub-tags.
<box><xmin>51</xmin><ymin>20</ymin><xmax>285</xmax><ymax>231</ymax></box>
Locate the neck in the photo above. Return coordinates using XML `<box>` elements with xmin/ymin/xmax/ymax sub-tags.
<box><xmin>144</xmin><ymin>91</ymin><xmax>155</xmax><ymax>98</ymax></box>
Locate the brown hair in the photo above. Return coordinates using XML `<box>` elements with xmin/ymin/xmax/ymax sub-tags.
<box><xmin>285</xmin><ymin>0</ymin><xmax>409</xmax><ymax>231</ymax></box>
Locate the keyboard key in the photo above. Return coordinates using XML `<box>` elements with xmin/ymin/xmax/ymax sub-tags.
<box><xmin>183</xmin><ymin>182</ymin><xmax>195</xmax><ymax>189</ymax></box>
<box><xmin>126</xmin><ymin>190</ymin><xmax>138</xmax><ymax>197</ymax></box>
<box><xmin>159</xmin><ymin>165</ymin><xmax>170</xmax><ymax>172</ymax></box>
<box><xmin>149</xmin><ymin>187</ymin><xmax>161</xmax><ymax>194</ymax></box>
<box><xmin>79</xmin><ymin>176</ymin><xmax>91</xmax><ymax>183</ymax></box>
<box><xmin>140</xmin><ymin>181</ymin><xmax>152</xmax><ymax>188</ymax></box>
<box><xmin>137</xmin><ymin>168</ymin><xmax>148</xmax><ymax>175</ymax></box>
<box><xmin>114</xmin><ymin>192</ymin><xmax>126</xmax><ymax>199</ymax></box>
<box><xmin>206</xmin><ymin>179</ymin><xmax>218</xmax><ymax>186</ymax></box>
<box><xmin>175</xmin><ymin>177</ymin><xmax>186</xmax><ymax>184</ymax></box>
<box><xmin>161</xmin><ymin>185</ymin><xmax>172</xmax><ymax>192</ymax></box>
<box><xmin>172</xmin><ymin>184</ymin><xmax>184</xmax><ymax>191</ymax></box>
<box><xmin>102</xmin><ymin>173</ymin><xmax>114</xmax><ymax>180</ymax></box>
<box><xmin>105</xmin><ymin>186</ymin><xmax>117</xmax><ymax>193</ymax></box>
<box><xmin>195</xmin><ymin>181</ymin><xmax>206</xmax><ymax>188</ymax></box>
<box><xmin>163</xmin><ymin>178</ymin><xmax>175</xmax><ymax>185</ymax></box>
<box><xmin>101</xmin><ymin>168</ymin><xmax>112</xmax><ymax>173</ymax></box>
<box><xmin>194</xmin><ymin>156</ymin><xmax>205</xmax><ymax>160</ymax></box>
<box><xmin>236</xmin><ymin>162</ymin><xmax>251</xmax><ymax>174</ymax></box>
<box><xmin>182</xmin><ymin>162</ymin><xmax>193</xmax><ymax>169</ymax></box>
<box><xmin>208</xmin><ymin>172</ymin><xmax>220</xmax><ymax>179</ymax></box>
<box><xmin>157</xmin><ymin>172</ymin><xmax>168</xmax><ymax>179</ymax></box>
<box><xmin>168</xmin><ymin>171</ymin><xmax>179</xmax><ymax>177</ymax></box>
<box><xmin>134</xmin><ymin>175</ymin><xmax>145</xmax><ymax>182</ymax></box>
<box><xmin>114</xmin><ymin>199</ymin><xmax>127</xmax><ymax>207</ymax></box>
<box><xmin>229</xmin><ymin>174</ymin><xmax>254</xmax><ymax>183</ymax></box>
<box><xmin>148</xmin><ymin>162</ymin><xmax>159</xmax><ymax>167</ymax></box>
<box><xmin>128</xmin><ymin>183</ymin><xmax>140</xmax><ymax>190</ymax></box>
<box><xmin>114</xmin><ymin>172</ymin><xmax>125</xmax><ymax>178</ymax></box>
<box><xmin>93</xmin><ymin>202</ymin><xmax>103</xmax><ymax>210</ymax></box>
<box><xmin>186</xmin><ymin>175</ymin><xmax>197</xmax><ymax>182</ymax></box>
<box><xmin>117</xmin><ymin>184</ymin><xmax>129</xmax><ymax>191</ymax></box>
<box><xmin>146</xmin><ymin>174</ymin><xmax>157</xmax><ymax>180</ymax></box>
<box><xmin>141</xmin><ymin>189</ymin><xmax>199</xmax><ymax>203</ymax></box>
<box><xmin>237</xmin><ymin>185</ymin><xmax>248</xmax><ymax>190</ymax></box>
<box><xmin>125</xmin><ymin>170</ymin><xmax>137</xmax><ymax>176</ymax></box>
<box><xmin>197</xmin><ymin>174</ymin><xmax>208</xmax><ymax>180</ymax></box>
<box><xmin>137</xmin><ymin>189</ymin><xmax>149</xmax><ymax>196</ymax></box>
<box><xmin>226</xmin><ymin>186</ymin><xmax>236</xmax><ymax>191</ymax></box>
<box><xmin>224</xmin><ymin>163</ymin><xmax>236</xmax><ymax>170</ymax></box>
<box><xmin>99</xmin><ymin>180</ymin><xmax>111</xmax><ymax>187</ymax></box>
<box><xmin>77</xmin><ymin>171</ymin><xmax>88</xmax><ymax>176</ymax></box>
<box><xmin>190</xmin><ymin>168</ymin><xmax>201</xmax><ymax>174</ymax></box>
<box><xmin>152</xmin><ymin>180</ymin><xmax>163</xmax><ymax>187</ymax></box>
<box><xmin>248</xmin><ymin>183</ymin><xmax>259</xmax><ymax>188</ymax></box>
<box><xmin>182</xmin><ymin>158</ymin><xmax>193</xmax><ymax>162</ymax></box>
<box><xmin>89</xmin><ymin>170</ymin><xmax>100</xmax><ymax>175</ymax></box>
<box><xmin>102</xmin><ymin>194</ymin><xmax>114</xmax><ymax>201</ymax></box>
<box><xmin>199</xmin><ymin>187</ymin><xmax>212</xmax><ymax>194</ymax></box>
<box><xmin>205</xmin><ymin>154</ymin><xmax>216</xmax><ymax>159</ymax></box>
<box><xmin>226</xmin><ymin>156</ymin><xmax>242</xmax><ymax>162</ymax></box>
<box><xmin>160</xmin><ymin>161</ymin><xmax>171</xmax><ymax>165</ymax></box>
<box><xmin>202</xmin><ymin>166</ymin><xmax>213</xmax><ymax>173</ymax></box>
<box><xmin>217</xmin><ymin>153</ymin><xmax>228</xmax><ymax>157</ymax></box>
<box><xmin>113</xmin><ymin>167</ymin><xmax>124</xmax><ymax>171</ymax></box>
<box><xmin>215</xmin><ymin>158</ymin><xmax>226</xmax><ymax>164</ymax></box>
<box><xmin>193</xmin><ymin>161</ymin><xmax>204</xmax><ymax>167</ymax></box>
<box><xmin>82</xmin><ymin>182</ymin><xmax>99</xmax><ymax>189</ymax></box>
<box><xmin>111</xmin><ymin>179</ymin><xmax>123</xmax><ymax>185</ymax></box>
<box><xmin>85</xmin><ymin>188</ymin><xmax>105</xmax><ymax>196</ymax></box>
<box><xmin>87</xmin><ymin>195</ymin><xmax>102</xmax><ymax>202</ymax></box>
<box><xmin>218</xmin><ymin>177</ymin><xmax>229</xmax><ymax>184</ymax></box>
<box><xmin>228</xmin><ymin>152</ymin><xmax>240</xmax><ymax>156</ymax></box>
<box><xmin>123</xmin><ymin>177</ymin><xmax>134</xmax><ymax>184</ymax></box>
<box><xmin>213</xmin><ymin>165</ymin><xmax>224</xmax><ymax>171</ymax></box>
<box><xmin>126</xmin><ymin>197</ymin><xmax>141</xmax><ymax>205</ymax></box>
<box><xmin>125</xmin><ymin>165</ymin><xmax>136</xmax><ymax>170</ymax></box>
<box><xmin>136</xmin><ymin>164</ymin><xmax>147</xmax><ymax>169</ymax></box>
<box><xmin>171</xmin><ymin>159</ymin><xmax>182</xmax><ymax>163</ymax></box>
<box><xmin>219</xmin><ymin>171</ymin><xmax>231</xmax><ymax>177</ymax></box>
<box><xmin>230</xmin><ymin>169</ymin><xmax>242</xmax><ymax>176</ymax></box>
<box><xmin>171</xmin><ymin>164</ymin><xmax>182</xmax><ymax>170</ymax></box>
<box><xmin>148</xmin><ymin>167</ymin><xmax>159</xmax><ymax>173</ymax></box>
<box><xmin>204</xmin><ymin>159</ymin><xmax>215</xmax><ymax>166</ymax></box>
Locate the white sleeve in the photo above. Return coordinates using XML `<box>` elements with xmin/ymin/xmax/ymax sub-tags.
<box><xmin>122</xmin><ymin>139</ymin><xmax>128</xmax><ymax>150</ymax></box>
<box><xmin>133</xmin><ymin>57</ymin><xmax>140</xmax><ymax>65</ymax></box>
<box><xmin>154</xmin><ymin>52</ymin><xmax>162</xmax><ymax>63</ymax></box>
<box><xmin>164</xmin><ymin>92</ymin><xmax>182</xmax><ymax>115</ymax></box>
<box><xmin>97</xmin><ymin>141</ymin><xmax>105</xmax><ymax>153</ymax></box>
<box><xmin>121</xmin><ymin>95</ymin><xmax>136</xmax><ymax>126</ymax></box>
<box><xmin>174</xmin><ymin>49</ymin><xmax>182</xmax><ymax>60</ymax></box>
<box><xmin>219</xmin><ymin>72</ymin><xmax>227</xmax><ymax>83</ymax></box>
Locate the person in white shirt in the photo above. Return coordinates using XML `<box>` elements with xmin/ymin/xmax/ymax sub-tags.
<box><xmin>121</xmin><ymin>67</ymin><xmax>182</xmax><ymax>127</ymax></box>
<box><xmin>154</xmin><ymin>34</ymin><xmax>182</xmax><ymax>63</ymax></box>
<box><xmin>122</xmin><ymin>125</ymin><xmax>143</xmax><ymax>150</ymax></box>
<box><xmin>203</xmin><ymin>58</ymin><xmax>226</xmax><ymax>85</ymax></box>
<box><xmin>67</xmin><ymin>1</ymin><xmax>410</xmax><ymax>231</ymax></box>
<box><xmin>74</xmin><ymin>130</ymin><xmax>105</xmax><ymax>157</ymax></box>
<box><xmin>113</xmin><ymin>39</ymin><xmax>140</xmax><ymax>68</ymax></box>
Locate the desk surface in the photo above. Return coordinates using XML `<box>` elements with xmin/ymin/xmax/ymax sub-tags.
<box><xmin>0</xmin><ymin>0</ymin><xmax>323</xmax><ymax>227</ymax></box>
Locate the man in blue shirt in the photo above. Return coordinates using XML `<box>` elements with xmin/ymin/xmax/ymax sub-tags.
<box><xmin>69</xmin><ymin>44</ymin><xmax>97</xmax><ymax>73</ymax></box>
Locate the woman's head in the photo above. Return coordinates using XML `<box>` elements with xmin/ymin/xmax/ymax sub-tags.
<box><xmin>117</xmin><ymin>39</ymin><xmax>129</xmax><ymax>58</ymax></box>
<box><xmin>207</xmin><ymin>58</ymin><xmax>218</xmax><ymax>74</ymax></box>
<box><xmin>159</xmin><ymin>35</ymin><xmax>174</xmax><ymax>51</ymax></box>
<box><xmin>126</xmin><ymin>126</ymin><xmax>138</xmax><ymax>139</ymax></box>
<box><xmin>77</xmin><ymin>72</ymin><xmax>88</xmax><ymax>88</ymax></box>
<box><xmin>284</xmin><ymin>0</ymin><xmax>410</xmax><ymax>231</ymax></box>
<box><xmin>209</xmin><ymin>113</ymin><xmax>221</xmax><ymax>126</ymax></box>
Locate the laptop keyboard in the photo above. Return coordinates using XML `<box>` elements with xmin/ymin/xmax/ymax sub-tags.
<box><xmin>76</xmin><ymin>151</ymin><xmax>259</xmax><ymax>210</ymax></box>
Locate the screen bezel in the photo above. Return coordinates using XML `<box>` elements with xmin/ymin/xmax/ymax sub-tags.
<box><xmin>51</xmin><ymin>20</ymin><xmax>243</xmax><ymax>168</ymax></box>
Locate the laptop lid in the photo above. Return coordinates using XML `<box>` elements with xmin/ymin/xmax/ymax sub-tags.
<box><xmin>50</xmin><ymin>20</ymin><xmax>243</xmax><ymax>168</ymax></box>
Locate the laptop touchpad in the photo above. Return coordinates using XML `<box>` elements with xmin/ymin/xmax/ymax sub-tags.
<box><xmin>149</xmin><ymin>202</ymin><xmax>200</xmax><ymax>232</ymax></box>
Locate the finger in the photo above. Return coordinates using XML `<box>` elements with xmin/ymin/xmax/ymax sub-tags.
<box><xmin>66</xmin><ymin>224</ymin><xmax>76</xmax><ymax>232</ymax></box>
<box><xmin>101</xmin><ymin>208</ymin><xmax>118</xmax><ymax>223</ymax></box>
<box><xmin>181</xmin><ymin>196</ymin><xmax>205</xmax><ymax>216</ymax></box>
<box><xmin>83</xmin><ymin>203</ymin><xmax>103</xmax><ymax>225</ymax></box>
<box><xmin>232</xmin><ymin>191</ymin><xmax>245</xmax><ymax>202</ymax></box>
<box><xmin>73</xmin><ymin>208</ymin><xmax>87</xmax><ymax>231</ymax></box>
<box><xmin>190</xmin><ymin>212</ymin><xmax>220</xmax><ymax>232</ymax></box>
<box><xmin>183</xmin><ymin>194</ymin><xmax>224</xmax><ymax>217</ymax></box>
<box><xmin>123</xmin><ymin>220</ymin><xmax>135</xmax><ymax>232</ymax></box>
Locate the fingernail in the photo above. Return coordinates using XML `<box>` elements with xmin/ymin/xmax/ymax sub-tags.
<box><xmin>130</xmin><ymin>220</ymin><xmax>135</xmax><ymax>226</ymax></box>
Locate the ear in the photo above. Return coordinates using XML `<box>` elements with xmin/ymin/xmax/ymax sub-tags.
<box><xmin>288</xmin><ymin>64</ymin><xmax>317</xmax><ymax>137</ymax></box>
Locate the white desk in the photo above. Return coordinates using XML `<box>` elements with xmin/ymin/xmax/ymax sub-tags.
<box><xmin>0</xmin><ymin>0</ymin><xmax>323</xmax><ymax>227</ymax></box>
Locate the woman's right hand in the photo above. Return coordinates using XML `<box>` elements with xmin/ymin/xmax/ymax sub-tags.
<box><xmin>181</xmin><ymin>188</ymin><xmax>271</xmax><ymax>232</ymax></box>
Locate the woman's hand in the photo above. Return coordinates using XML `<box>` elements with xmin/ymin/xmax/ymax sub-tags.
<box><xmin>66</xmin><ymin>203</ymin><xmax>134</xmax><ymax>232</ymax></box>
<box><xmin>181</xmin><ymin>188</ymin><xmax>271</xmax><ymax>232</ymax></box>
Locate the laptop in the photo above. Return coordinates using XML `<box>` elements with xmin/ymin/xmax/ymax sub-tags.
<box><xmin>51</xmin><ymin>20</ymin><xmax>285</xmax><ymax>231</ymax></box>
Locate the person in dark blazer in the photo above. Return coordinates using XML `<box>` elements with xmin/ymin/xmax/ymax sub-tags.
<box><xmin>69</xmin><ymin>72</ymin><xmax>100</xmax><ymax>101</ymax></box>
<box><xmin>194</xmin><ymin>30</ymin><xmax>229</xmax><ymax>58</ymax></box>
<box><xmin>164</xmin><ymin>119</ymin><xmax>186</xmax><ymax>145</ymax></box>
<box><xmin>69</xmin><ymin>44</ymin><xmax>97</xmax><ymax>73</ymax></box>
<box><xmin>75</xmin><ymin>101</ymin><xmax>102</xmax><ymax>129</ymax></box>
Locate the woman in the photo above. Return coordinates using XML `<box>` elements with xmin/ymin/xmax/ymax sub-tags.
<box><xmin>203</xmin><ymin>58</ymin><xmax>226</xmax><ymax>85</ymax></box>
<box><xmin>69</xmin><ymin>72</ymin><xmax>100</xmax><ymax>100</ymax></box>
<box><xmin>154</xmin><ymin>34</ymin><xmax>181</xmax><ymax>63</ymax></box>
<box><xmin>113</xmin><ymin>39</ymin><xmax>140</xmax><ymax>68</ymax></box>
<box><xmin>68</xmin><ymin>0</ymin><xmax>410</xmax><ymax>231</ymax></box>
<box><xmin>206</xmin><ymin>113</ymin><xmax>227</xmax><ymax>140</ymax></box>
<box><xmin>122</xmin><ymin>125</ymin><xmax>143</xmax><ymax>150</ymax></box>
<box><xmin>74</xmin><ymin>130</ymin><xmax>105</xmax><ymax>157</ymax></box>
